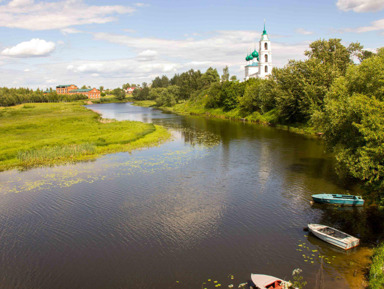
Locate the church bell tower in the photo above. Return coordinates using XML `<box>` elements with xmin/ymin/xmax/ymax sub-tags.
<box><xmin>258</xmin><ymin>22</ymin><xmax>272</xmax><ymax>79</ymax></box>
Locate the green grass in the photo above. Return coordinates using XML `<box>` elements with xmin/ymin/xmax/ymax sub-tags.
<box><xmin>0</xmin><ymin>102</ymin><xmax>170</xmax><ymax>171</ymax></box>
<box><xmin>369</xmin><ymin>242</ymin><xmax>384</xmax><ymax>288</ymax></box>
<box><xmin>130</xmin><ymin>100</ymin><xmax>157</xmax><ymax>107</ymax></box>
<box><xmin>142</xmin><ymin>100</ymin><xmax>317</xmax><ymax>137</ymax></box>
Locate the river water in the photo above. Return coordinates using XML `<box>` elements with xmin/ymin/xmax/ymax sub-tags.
<box><xmin>0</xmin><ymin>103</ymin><xmax>383</xmax><ymax>289</ymax></box>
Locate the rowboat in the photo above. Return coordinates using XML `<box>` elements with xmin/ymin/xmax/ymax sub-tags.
<box><xmin>311</xmin><ymin>194</ymin><xmax>364</xmax><ymax>206</ymax></box>
<box><xmin>251</xmin><ymin>274</ymin><xmax>291</xmax><ymax>289</ymax></box>
<box><xmin>308</xmin><ymin>224</ymin><xmax>360</xmax><ymax>250</ymax></box>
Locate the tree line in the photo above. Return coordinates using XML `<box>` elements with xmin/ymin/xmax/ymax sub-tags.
<box><xmin>130</xmin><ymin>39</ymin><xmax>383</xmax><ymax>202</ymax></box>
<box><xmin>0</xmin><ymin>88</ymin><xmax>88</xmax><ymax>107</ymax></box>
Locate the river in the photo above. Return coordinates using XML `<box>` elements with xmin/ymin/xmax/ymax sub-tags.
<box><xmin>0</xmin><ymin>102</ymin><xmax>383</xmax><ymax>289</ymax></box>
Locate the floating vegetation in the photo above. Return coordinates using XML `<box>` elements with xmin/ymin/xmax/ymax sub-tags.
<box><xmin>296</xmin><ymin>239</ymin><xmax>337</xmax><ymax>266</ymax></box>
<box><xmin>0</xmin><ymin>146</ymin><xmax>213</xmax><ymax>194</ymax></box>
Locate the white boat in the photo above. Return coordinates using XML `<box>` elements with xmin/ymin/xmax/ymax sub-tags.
<box><xmin>251</xmin><ymin>274</ymin><xmax>291</xmax><ymax>289</ymax></box>
<box><xmin>308</xmin><ymin>224</ymin><xmax>360</xmax><ymax>250</ymax></box>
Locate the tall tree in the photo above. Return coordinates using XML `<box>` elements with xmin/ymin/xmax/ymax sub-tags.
<box><xmin>304</xmin><ymin>38</ymin><xmax>354</xmax><ymax>75</ymax></box>
<box><xmin>201</xmin><ymin>67</ymin><xmax>220</xmax><ymax>87</ymax></box>
<box><xmin>221</xmin><ymin>66</ymin><xmax>229</xmax><ymax>82</ymax></box>
<box><xmin>122</xmin><ymin>83</ymin><xmax>131</xmax><ymax>90</ymax></box>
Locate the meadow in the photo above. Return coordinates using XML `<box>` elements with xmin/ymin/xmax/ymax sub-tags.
<box><xmin>0</xmin><ymin>102</ymin><xmax>170</xmax><ymax>171</ymax></box>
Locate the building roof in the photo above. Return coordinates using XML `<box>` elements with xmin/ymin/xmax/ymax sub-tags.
<box><xmin>246</xmin><ymin>62</ymin><xmax>259</xmax><ymax>67</ymax></box>
<box><xmin>69</xmin><ymin>89</ymin><xmax>92</xmax><ymax>93</ymax></box>
<box><xmin>262</xmin><ymin>21</ymin><xmax>268</xmax><ymax>35</ymax></box>
<box><xmin>56</xmin><ymin>84</ymin><xmax>75</xmax><ymax>88</ymax></box>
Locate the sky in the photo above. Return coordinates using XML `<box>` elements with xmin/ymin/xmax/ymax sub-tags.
<box><xmin>0</xmin><ymin>0</ymin><xmax>383</xmax><ymax>89</ymax></box>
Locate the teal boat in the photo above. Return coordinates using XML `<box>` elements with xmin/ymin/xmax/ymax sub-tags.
<box><xmin>311</xmin><ymin>194</ymin><xmax>364</xmax><ymax>206</ymax></box>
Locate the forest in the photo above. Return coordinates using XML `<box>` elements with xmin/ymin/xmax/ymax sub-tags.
<box><xmin>0</xmin><ymin>88</ymin><xmax>88</xmax><ymax>107</ymax></box>
<box><xmin>131</xmin><ymin>39</ymin><xmax>384</xmax><ymax>203</ymax></box>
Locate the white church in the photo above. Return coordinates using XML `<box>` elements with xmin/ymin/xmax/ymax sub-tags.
<box><xmin>244</xmin><ymin>24</ymin><xmax>272</xmax><ymax>80</ymax></box>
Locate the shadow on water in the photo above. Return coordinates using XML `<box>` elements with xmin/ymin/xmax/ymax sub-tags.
<box><xmin>314</xmin><ymin>205</ymin><xmax>384</xmax><ymax>245</ymax></box>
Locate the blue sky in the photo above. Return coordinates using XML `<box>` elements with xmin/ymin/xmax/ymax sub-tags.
<box><xmin>0</xmin><ymin>0</ymin><xmax>383</xmax><ymax>89</ymax></box>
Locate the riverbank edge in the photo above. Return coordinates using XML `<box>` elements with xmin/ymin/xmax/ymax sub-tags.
<box><xmin>369</xmin><ymin>242</ymin><xmax>384</xmax><ymax>288</ymax></box>
<box><xmin>0</xmin><ymin>102</ymin><xmax>171</xmax><ymax>172</ymax></box>
<box><xmin>130</xmin><ymin>99</ymin><xmax>320</xmax><ymax>138</ymax></box>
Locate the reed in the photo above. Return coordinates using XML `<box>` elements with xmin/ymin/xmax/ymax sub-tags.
<box><xmin>17</xmin><ymin>144</ymin><xmax>96</xmax><ymax>165</ymax></box>
<box><xmin>369</xmin><ymin>242</ymin><xmax>384</xmax><ymax>288</ymax></box>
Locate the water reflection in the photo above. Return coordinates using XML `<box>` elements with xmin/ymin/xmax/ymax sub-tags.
<box><xmin>0</xmin><ymin>103</ymin><xmax>382</xmax><ymax>289</ymax></box>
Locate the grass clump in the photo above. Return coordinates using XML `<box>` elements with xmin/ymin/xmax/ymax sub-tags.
<box><xmin>0</xmin><ymin>102</ymin><xmax>170</xmax><ymax>171</ymax></box>
<box><xmin>369</xmin><ymin>242</ymin><xmax>384</xmax><ymax>289</ymax></box>
<box><xmin>17</xmin><ymin>144</ymin><xmax>97</xmax><ymax>165</ymax></box>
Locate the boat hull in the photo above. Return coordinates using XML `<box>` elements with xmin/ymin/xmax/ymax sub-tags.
<box><xmin>312</xmin><ymin>194</ymin><xmax>364</xmax><ymax>206</ymax></box>
<box><xmin>308</xmin><ymin>224</ymin><xmax>360</xmax><ymax>250</ymax></box>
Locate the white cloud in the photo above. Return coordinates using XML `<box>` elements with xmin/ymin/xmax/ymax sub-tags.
<box><xmin>135</xmin><ymin>3</ymin><xmax>149</xmax><ymax>7</ymax></box>
<box><xmin>93</xmin><ymin>30</ymin><xmax>307</xmax><ymax>69</ymax></box>
<box><xmin>61</xmin><ymin>28</ymin><xmax>83</xmax><ymax>35</ymax></box>
<box><xmin>296</xmin><ymin>28</ymin><xmax>314</xmax><ymax>35</ymax></box>
<box><xmin>123</xmin><ymin>28</ymin><xmax>136</xmax><ymax>33</ymax></box>
<box><xmin>138</xmin><ymin>49</ymin><xmax>158</xmax><ymax>61</ymax></box>
<box><xmin>336</xmin><ymin>0</ymin><xmax>384</xmax><ymax>12</ymax></box>
<box><xmin>0</xmin><ymin>30</ymin><xmax>309</xmax><ymax>89</ymax></box>
<box><xmin>340</xmin><ymin>18</ymin><xmax>384</xmax><ymax>33</ymax></box>
<box><xmin>0</xmin><ymin>0</ymin><xmax>135</xmax><ymax>30</ymax></box>
<box><xmin>24</xmin><ymin>68</ymin><xmax>30</xmax><ymax>72</ymax></box>
<box><xmin>1</xmin><ymin>38</ymin><xmax>55</xmax><ymax>57</ymax></box>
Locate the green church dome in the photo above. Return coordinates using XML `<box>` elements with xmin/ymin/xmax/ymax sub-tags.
<box><xmin>248</xmin><ymin>54</ymin><xmax>254</xmax><ymax>60</ymax></box>
<box><xmin>252</xmin><ymin>50</ymin><xmax>259</xmax><ymax>58</ymax></box>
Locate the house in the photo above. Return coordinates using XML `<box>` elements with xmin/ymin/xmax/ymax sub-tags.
<box><xmin>69</xmin><ymin>88</ymin><xmax>101</xmax><ymax>99</ymax></box>
<box><xmin>56</xmin><ymin>84</ymin><xmax>78</xmax><ymax>94</ymax></box>
<box><xmin>56</xmin><ymin>85</ymin><xmax>101</xmax><ymax>99</ymax></box>
<box><xmin>125</xmin><ymin>87</ymin><xmax>137</xmax><ymax>94</ymax></box>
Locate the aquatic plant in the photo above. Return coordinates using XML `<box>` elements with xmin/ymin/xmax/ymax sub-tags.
<box><xmin>290</xmin><ymin>268</ymin><xmax>307</xmax><ymax>289</ymax></box>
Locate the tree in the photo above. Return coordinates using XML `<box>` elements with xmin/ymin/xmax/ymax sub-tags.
<box><xmin>304</xmin><ymin>38</ymin><xmax>353</xmax><ymax>75</ymax></box>
<box><xmin>161</xmin><ymin>75</ymin><xmax>169</xmax><ymax>87</ymax></box>
<box><xmin>122</xmin><ymin>83</ymin><xmax>131</xmax><ymax>90</ymax></box>
<box><xmin>239</xmin><ymin>78</ymin><xmax>262</xmax><ymax>113</ymax></box>
<box><xmin>221</xmin><ymin>66</ymin><xmax>229</xmax><ymax>82</ymax></box>
<box><xmin>201</xmin><ymin>67</ymin><xmax>220</xmax><ymax>87</ymax></box>
<box><xmin>155</xmin><ymin>86</ymin><xmax>177</xmax><ymax>107</ymax></box>
<box><xmin>359</xmin><ymin>50</ymin><xmax>375</xmax><ymax>62</ymax></box>
<box><xmin>152</xmin><ymin>76</ymin><xmax>162</xmax><ymax>88</ymax></box>
<box><xmin>112</xmin><ymin>88</ymin><xmax>126</xmax><ymax>100</ymax></box>
<box><xmin>230</xmin><ymin>75</ymin><xmax>238</xmax><ymax>82</ymax></box>
<box><xmin>273</xmin><ymin>58</ymin><xmax>335</xmax><ymax>123</ymax></box>
<box><xmin>99</xmin><ymin>86</ymin><xmax>104</xmax><ymax>92</ymax></box>
<box><xmin>314</xmin><ymin>49</ymin><xmax>384</xmax><ymax>201</ymax></box>
<box><xmin>81</xmin><ymin>85</ymin><xmax>87</xmax><ymax>89</ymax></box>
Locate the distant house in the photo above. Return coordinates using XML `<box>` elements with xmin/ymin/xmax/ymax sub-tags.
<box><xmin>69</xmin><ymin>88</ymin><xmax>101</xmax><ymax>99</ymax></box>
<box><xmin>56</xmin><ymin>84</ymin><xmax>100</xmax><ymax>99</ymax></box>
<box><xmin>125</xmin><ymin>87</ymin><xmax>137</xmax><ymax>94</ymax></box>
<box><xmin>56</xmin><ymin>84</ymin><xmax>78</xmax><ymax>94</ymax></box>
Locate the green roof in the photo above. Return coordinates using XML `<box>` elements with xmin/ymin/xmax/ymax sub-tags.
<box><xmin>69</xmin><ymin>89</ymin><xmax>92</xmax><ymax>93</ymax></box>
<box><xmin>56</xmin><ymin>84</ymin><xmax>75</xmax><ymax>88</ymax></box>
<box><xmin>262</xmin><ymin>22</ymin><xmax>267</xmax><ymax>35</ymax></box>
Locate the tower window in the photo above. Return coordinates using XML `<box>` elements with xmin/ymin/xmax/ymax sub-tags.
<box><xmin>265</xmin><ymin>66</ymin><xmax>268</xmax><ymax>73</ymax></box>
<box><xmin>265</xmin><ymin>54</ymin><xmax>268</xmax><ymax>62</ymax></box>
<box><xmin>264</xmin><ymin>43</ymin><xmax>268</xmax><ymax>50</ymax></box>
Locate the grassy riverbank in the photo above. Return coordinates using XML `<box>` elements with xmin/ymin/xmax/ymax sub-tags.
<box><xmin>369</xmin><ymin>242</ymin><xmax>384</xmax><ymax>288</ymax></box>
<box><xmin>0</xmin><ymin>102</ymin><xmax>170</xmax><ymax>171</ymax></box>
<box><xmin>131</xmin><ymin>99</ymin><xmax>316</xmax><ymax>136</ymax></box>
